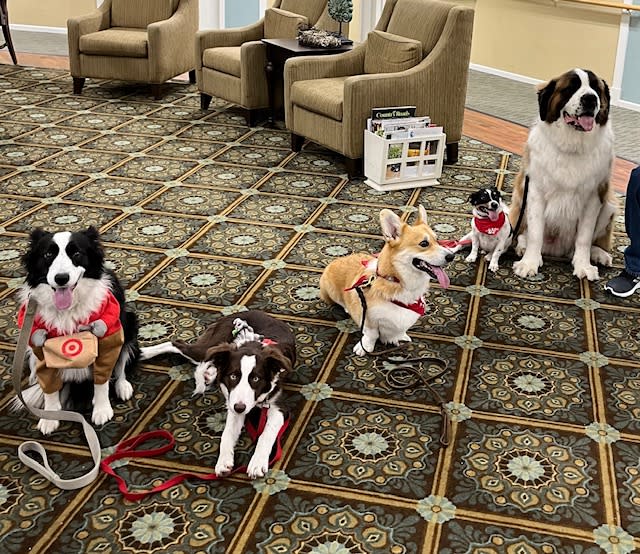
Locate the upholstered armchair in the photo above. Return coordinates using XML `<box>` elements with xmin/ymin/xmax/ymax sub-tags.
<box><xmin>195</xmin><ymin>0</ymin><xmax>341</xmax><ymax>126</ymax></box>
<box><xmin>284</xmin><ymin>0</ymin><xmax>474</xmax><ymax>176</ymax></box>
<box><xmin>67</xmin><ymin>0</ymin><xmax>198</xmax><ymax>99</ymax></box>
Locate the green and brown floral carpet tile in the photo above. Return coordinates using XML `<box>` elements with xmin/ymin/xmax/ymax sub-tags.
<box><xmin>0</xmin><ymin>65</ymin><xmax>639</xmax><ymax>553</ymax></box>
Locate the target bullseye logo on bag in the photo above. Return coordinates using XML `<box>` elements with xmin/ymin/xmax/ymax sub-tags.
<box><xmin>43</xmin><ymin>331</ymin><xmax>98</xmax><ymax>369</ymax></box>
<box><xmin>61</xmin><ymin>338</ymin><xmax>84</xmax><ymax>358</ymax></box>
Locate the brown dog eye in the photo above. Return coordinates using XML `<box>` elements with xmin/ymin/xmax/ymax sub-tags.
<box><xmin>419</xmin><ymin>239</ymin><xmax>429</xmax><ymax>248</ymax></box>
<box><xmin>229</xmin><ymin>374</ymin><xmax>238</xmax><ymax>382</ymax></box>
<box><xmin>251</xmin><ymin>376</ymin><xmax>260</xmax><ymax>384</ymax></box>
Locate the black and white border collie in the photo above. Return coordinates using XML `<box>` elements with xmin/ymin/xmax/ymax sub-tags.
<box><xmin>14</xmin><ymin>227</ymin><xmax>139</xmax><ymax>434</ymax></box>
<box><xmin>464</xmin><ymin>187</ymin><xmax>511</xmax><ymax>272</ymax></box>
<box><xmin>141</xmin><ymin>311</ymin><xmax>295</xmax><ymax>479</ymax></box>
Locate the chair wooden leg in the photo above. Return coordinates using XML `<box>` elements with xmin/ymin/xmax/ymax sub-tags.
<box><xmin>188</xmin><ymin>69</ymin><xmax>196</xmax><ymax>84</ymax></box>
<box><xmin>1</xmin><ymin>24</ymin><xmax>17</xmax><ymax>65</ymax></box>
<box><xmin>150</xmin><ymin>83</ymin><xmax>163</xmax><ymax>100</ymax></box>
<box><xmin>445</xmin><ymin>142</ymin><xmax>459</xmax><ymax>165</ymax></box>
<box><xmin>246</xmin><ymin>109</ymin><xmax>262</xmax><ymax>127</ymax></box>
<box><xmin>200</xmin><ymin>93</ymin><xmax>212</xmax><ymax>111</ymax></box>
<box><xmin>73</xmin><ymin>77</ymin><xmax>85</xmax><ymax>95</ymax></box>
<box><xmin>345</xmin><ymin>157</ymin><xmax>362</xmax><ymax>179</ymax></box>
<box><xmin>291</xmin><ymin>133</ymin><xmax>304</xmax><ymax>152</ymax></box>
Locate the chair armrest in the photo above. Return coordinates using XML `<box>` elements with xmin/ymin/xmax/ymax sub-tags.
<box><xmin>284</xmin><ymin>45</ymin><xmax>365</xmax><ymax>125</ymax></box>
<box><xmin>341</xmin><ymin>6</ymin><xmax>474</xmax><ymax>158</ymax></box>
<box><xmin>284</xmin><ymin>44</ymin><xmax>365</xmax><ymax>84</ymax></box>
<box><xmin>148</xmin><ymin>0</ymin><xmax>199</xmax><ymax>82</ymax></box>
<box><xmin>67</xmin><ymin>0</ymin><xmax>111</xmax><ymax>76</ymax></box>
<box><xmin>195</xmin><ymin>20</ymin><xmax>265</xmax><ymax>69</ymax></box>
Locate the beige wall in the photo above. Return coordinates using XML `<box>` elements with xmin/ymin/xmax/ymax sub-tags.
<box><xmin>470</xmin><ymin>0</ymin><xmax>620</xmax><ymax>83</ymax></box>
<box><xmin>11</xmin><ymin>0</ymin><xmax>95</xmax><ymax>28</ymax></box>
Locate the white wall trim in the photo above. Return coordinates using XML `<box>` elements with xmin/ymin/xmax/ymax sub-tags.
<box><xmin>259</xmin><ymin>0</ymin><xmax>267</xmax><ymax>13</ymax></box>
<box><xmin>360</xmin><ymin>0</ymin><xmax>384</xmax><ymax>39</ymax></box>
<box><xmin>10</xmin><ymin>24</ymin><xmax>67</xmax><ymax>34</ymax></box>
<box><xmin>469</xmin><ymin>63</ymin><xmax>543</xmax><ymax>86</ymax></box>
<box><xmin>200</xmin><ymin>0</ymin><xmax>224</xmax><ymax>29</ymax></box>
<box><xmin>615</xmin><ymin>98</ymin><xmax>640</xmax><ymax>112</ymax></box>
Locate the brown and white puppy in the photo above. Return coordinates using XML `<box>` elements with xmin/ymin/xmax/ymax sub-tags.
<box><xmin>319</xmin><ymin>205</ymin><xmax>453</xmax><ymax>356</ymax></box>
<box><xmin>510</xmin><ymin>68</ymin><xmax>617</xmax><ymax>281</ymax></box>
<box><xmin>140</xmin><ymin>311</ymin><xmax>295</xmax><ymax>479</ymax></box>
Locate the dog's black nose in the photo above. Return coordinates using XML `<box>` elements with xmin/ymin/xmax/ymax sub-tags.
<box><xmin>581</xmin><ymin>93</ymin><xmax>598</xmax><ymax>113</ymax></box>
<box><xmin>490</xmin><ymin>202</ymin><xmax>498</xmax><ymax>210</ymax></box>
<box><xmin>233</xmin><ymin>402</ymin><xmax>246</xmax><ymax>414</ymax></box>
<box><xmin>445</xmin><ymin>253</ymin><xmax>454</xmax><ymax>263</ymax></box>
<box><xmin>55</xmin><ymin>273</ymin><xmax>69</xmax><ymax>286</ymax></box>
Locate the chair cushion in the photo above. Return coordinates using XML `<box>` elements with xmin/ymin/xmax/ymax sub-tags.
<box><xmin>280</xmin><ymin>0</ymin><xmax>326</xmax><ymax>25</ymax></box>
<box><xmin>364</xmin><ymin>30</ymin><xmax>422</xmax><ymax>74</ymax></box>
<box><xmin>290</xmin><ymin>77</ymin><xmax>348</xmax><ymax>121</ymax></box>
<box><xmin>202</xmin><ymin>47</ymin><xmax>242</xmax><ymax>77</ymax></box>
<box><xmin>264</xmin><ymin>8</ymin><xmax>309</xmax><ymax>39</ymax></box>
<box><xmin>385</xmin><ymin>0</ymin><xmax>451</xmax><ymax>56</ymax></box>
<box><xmin>79</xmin><ymin>28</ymin><xmax>149</xmax><ymax>58</ymax></box>
<box><xmin>111</xmin><ymin>0</ymin><xmax>175</xmax><ymax>29</ymax></box>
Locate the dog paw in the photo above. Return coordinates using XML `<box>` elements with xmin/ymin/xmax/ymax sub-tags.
<box><xmin>399</xmin><ymin>334</ymin><xmax>411</xmax><ymax>343</ymax></box>
<box><xmin>247</xmin><ymin>453</ymin><xmax>269</xmax><ymax>479</ymax></box>
<box><xmin>353</xmin><ymin>343</ymin><xmax>367</xmax><ymax>356</ymax></box>
<box><xmin>215</xmin><ymin>453</ymin><xmax>235</xmax><ymax>477</ymax></box>
<box><xmin>92</xmin><ymin>404</ymin><xmax>114</xmax><ymax>426</ymax></box>
<box><xmin>38</xmin><ymin>418</ymin><xmax>60</xmax><ymax>435</ymax></box>
<box><xmin>489</xmin><ymin>262</ymin><xmax>499</xmax><ymax>272</ymax></box>
<box><xmin>591</xmin><ymin>246</ymin><xmax>613</xmax><ymax>267</ymax></box>
<box><xmin>465</xmin><ymin>254</ymin><xmax>477</xmax><ymax>263</ymax></box>
<box><xmin>115</xmin><ymin>379</ymin><xmax>133</xmax><ymax>401</ymax></box>
<box><xmin>513</xmin><ymin>257</ymin><xmax>542</xmax><ymax>278</ymax></box>
<box><xmin>573</xmin><ymin>264</ymin><xmax>600</xmax><ymax>281</ymax></box>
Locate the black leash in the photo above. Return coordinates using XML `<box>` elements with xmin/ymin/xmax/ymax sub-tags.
<box><xmin>353</xmin><ymin>286</ymin><xmax>452</xmax><ymax>446</ymax></box>
<box><xmin>510</xmin><ymin>174</ymin><xmax>529</xmax><ymax>238</ymax></box>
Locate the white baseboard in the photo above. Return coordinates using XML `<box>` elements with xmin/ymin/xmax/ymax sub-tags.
<box><xmin>10</xmin><ymin>24</ymin><xmax>67</xmax><ymax>34</ymax></box>
<box><xmin>470</xmin><ymin>63</ymin><xmax>640</xmax><ymax>112</ymax></box>
<box><xmin>470</xmin><ymin>63</ymin><xmax>543</xmax><ymax>86</ymax></box>
<box><xmin>615</xmin><ymin>98</ymin><xmax>640</xmax><ymax>113</ymax></box>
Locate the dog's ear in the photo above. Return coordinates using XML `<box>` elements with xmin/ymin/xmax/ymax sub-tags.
<box><xmin>468</xmin><ymin>191</ymin><xmax>478</xmax><ymax>204</ymax></box>
<box><xmin>380</xmin><ymin>209</ymin><xmax>402</xmax><ymax>241</ymax></box>
<box><xmin>262</xmin><ymin>346</ymin><xmax>292</xmax><ymax>379</ymax></box>
<box><xmin>205</xmin><ymin>343</ymin><xmax>235</xmax><ymax>381</ymax></box>
<box><xmin>29</xmin><ymin>228</ymin><xmax>50</xmax><ymax>245</ymax></box>
<box><xmin>415</xmin><ymin>205</ymin><xmax>428</xmax><ymax>225</ymax></box>
<box><xmin>596</xmin><ymin>78</ymin><xmax>610</xmax><ymax>126</ymax></box>
<box><xmin>23</xmin><ymin>228</ymin><xmax>52</xmax><ymax>270</ymax></box>
<box><xmin>536</xmin><ymin>79</ymin><xmax>556</xmax><ymax>122</ymax></box>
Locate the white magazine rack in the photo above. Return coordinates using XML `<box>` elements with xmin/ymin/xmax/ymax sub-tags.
<box><xmin>363</xmin><ymin>128</ymin><xmax>446</xmax><ymax>191</ymax></box>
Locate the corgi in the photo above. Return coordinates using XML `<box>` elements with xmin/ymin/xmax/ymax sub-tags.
<box><xmin>463</xmin><ymin>186</ymin><xmax>512</xmax><ymax>272</ymax></box>
<box><xmin>319</xmin><ymin>205</ymin><xmax>453</xmax><ymax>356</ymax></box>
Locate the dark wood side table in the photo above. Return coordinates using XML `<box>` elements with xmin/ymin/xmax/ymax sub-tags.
<box><xmin>0</xmin><ymin>0</ymin><xmax>17</xmax><ymax>65</ymax></box>
<box><xmin>262</xmin><ymin>37</ymin><xmax>353</xmax><ymax>126</ymax></box>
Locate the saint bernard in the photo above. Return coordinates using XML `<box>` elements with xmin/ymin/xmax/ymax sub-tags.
<box><xmin>510</xmin><ymin>68</ymin><xmax>617</xmax><ymax>281</ymax></box>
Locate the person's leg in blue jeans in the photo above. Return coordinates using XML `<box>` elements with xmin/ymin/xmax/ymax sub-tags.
<box><xmin>605</xmin><ymin>166</ymin><xmax>640</xmax><ymax>297</ymax></box>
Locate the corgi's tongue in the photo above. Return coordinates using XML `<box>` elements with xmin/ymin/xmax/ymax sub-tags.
<box><xmin>53</xmin><ymin>287</ymin><xmax>74</xmax><ymax>310</ymax></box>
<box><xmin>431</xmin><ymin>266</ymin><xmax>450</xmax><ymax>289</ymax></box>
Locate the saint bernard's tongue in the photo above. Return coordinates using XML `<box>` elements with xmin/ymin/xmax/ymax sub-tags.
<box><xmin>431</xmin><ymin>266</ymin><xmax>450</xmax><ymax>289</ymax></box>
<box><xmin>54</xmin><ymin>287</ymin><xmax>74</xmax><ymax>310</ymax></box>
<box><xmin>578</xmin><ymin>115</ymin><xmax>595</xmax><ymax>131</ymax></box>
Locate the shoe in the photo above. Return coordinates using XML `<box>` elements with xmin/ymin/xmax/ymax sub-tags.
<box><xmin>604</xmin><ymin>269</ymin><xmax>640</xmax><ymax>298</ymax></box>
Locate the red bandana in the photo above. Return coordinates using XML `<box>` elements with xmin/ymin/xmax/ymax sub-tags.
<box><xmin>474</xmin><ymin>212</ymin><xmax>506</xmax><ymax>236</ymax></box>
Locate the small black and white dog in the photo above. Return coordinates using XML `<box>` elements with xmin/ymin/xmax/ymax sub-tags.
<box><xmin>140</xmin><ymin>310</ymin><xmax>295</xmax><ymax>479</ymax></box>
<box><xmin>463</xmin><ymin>187</ymin><xmax>512</xmax><ymax>272</ymax></box>
<box><xmin>13</xmin><ymin>227</ymin><xmax>139</xmax><ymax>435</ymax></box>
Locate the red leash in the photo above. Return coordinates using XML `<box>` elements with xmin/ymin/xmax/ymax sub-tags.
<box><xmin>101</xmin><ymin>408</ymin><xmax>290</xmax><ymax>501</ymax></box>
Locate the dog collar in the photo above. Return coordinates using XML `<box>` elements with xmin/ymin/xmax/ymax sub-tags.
<box><xmin>392</xmin><ymin>297</ymin><xmax>426</xmax><ymax>316</ymax></box>
<box><xmin>474</xmin><ymin>212</ymin><xmax>506</xmax><ymax>235</ymax></box>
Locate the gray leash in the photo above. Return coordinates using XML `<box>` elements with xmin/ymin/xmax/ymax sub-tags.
<box><xmin>12</xmin><ymin>297</ymin><xmax>101</xmax><ymax>489</ymax></box>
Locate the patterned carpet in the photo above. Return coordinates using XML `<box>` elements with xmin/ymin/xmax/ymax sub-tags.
<box><xmin>0</xmin><ymin>64</ymin><xmax>639</xmax><ymax>554</ymax></box>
